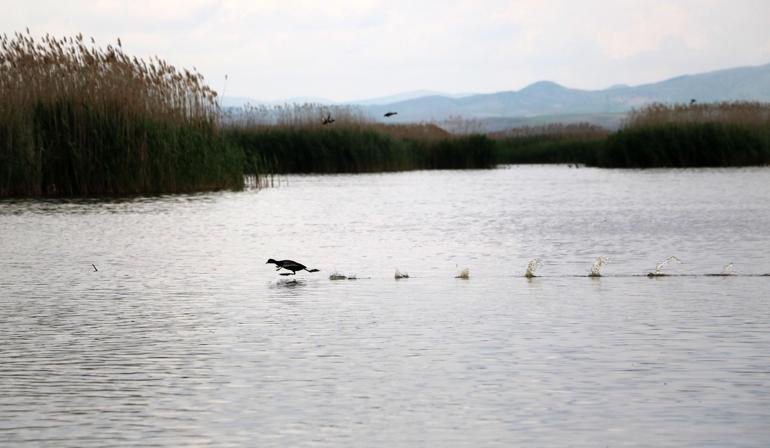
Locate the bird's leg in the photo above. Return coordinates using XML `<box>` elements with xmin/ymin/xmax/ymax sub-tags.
<box><xmin>276</xmin><ymin>266</ymin><xmax>282</xmax><ymax>271</ymax></box>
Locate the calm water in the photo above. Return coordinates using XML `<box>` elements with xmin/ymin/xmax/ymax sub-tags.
<box><xmin>1</xmin><ymin>166</ymin><xmax>769</xmax><ymax>447</ymax></box>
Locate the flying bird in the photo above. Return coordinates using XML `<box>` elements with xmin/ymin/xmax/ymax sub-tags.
<box><xmin>266</xmin><ymin>259</ymin><xmax>320</xmax><ymax>276</ymax></box>
<box><xmin>322</xmin><ymin>113</ymin><xmax>335</xmax><ymax>125</ymax></box>
<box><xmin>690</xmin><ymin>99</ymin><xmax>697</xmax><ymax>105</ymax></box>
<box><xmin>384</xmin><ymin>112</ymin><xmax>398</xmax><ymax>118</ymax></box>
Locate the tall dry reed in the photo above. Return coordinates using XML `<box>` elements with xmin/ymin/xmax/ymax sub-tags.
<box><xmin>491</xmin><ymin>123</ymin><xmax>608</xmax><ymax>165</ymax></box>
<box><xmin>595</xmin><ymin>101</ymin><xmax>770</xmax><ymax>168</ymax></box>
<box><xmin>224</xmin><ymin>103</ymin><xmax>493</xmax><ymax>173</ymax></box>
<box><xmin>226</xmin><ymin>103</ymin><xmax>369</xmax><ymax>129</ymax></box>
<box><xmin>625</xmin><ymin>102</ymin><xmax>770</xmax><ymax>128</ymax></box>
<box><xmin>491</xmin><ymin>123</ymin><xmax>610</xmax><ymax>140</ymax></box>
<box><xmin>0</xmin><ymin>31</ymin><xmax>242</xmax><ymax>197</ymax></box>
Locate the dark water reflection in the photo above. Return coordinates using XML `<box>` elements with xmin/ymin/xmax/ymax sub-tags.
<box><xmin>1</xmin><ymin>166</ymin><xmax>770</xmax><ymax>446</ymax></box>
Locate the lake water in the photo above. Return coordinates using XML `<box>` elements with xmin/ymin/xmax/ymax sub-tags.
<box><xmin>1</xmin><ymin>165</ymin><xmax>769</xmax><ymax>447</ymax></box>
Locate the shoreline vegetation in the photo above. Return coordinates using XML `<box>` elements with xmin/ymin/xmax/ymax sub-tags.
<box><xmin>0</xmin><ymin>32</ymin><xmax>242</xmax><ymax>197</ymax></box>
<box><xmin>492</xmin><ymin>103</ymin><xmax>770</xmax><ymax>168</ymax></box>
<box><xmin>593</xmin><ymin>102</ymin><xmax>770</xmax><ymax>168</ymax></box>
<box><xmin>2</xmin><ymin>32</ymin><xmax>769</xmax><ymax>198</ymax></box>
<box><xmin>224</xmin><ymin>104</ymin><xmax>495</xmax><ymax>174</ymax></box>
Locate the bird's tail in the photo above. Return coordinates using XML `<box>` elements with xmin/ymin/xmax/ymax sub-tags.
<box><xmin>306</xmin><ymin>268</ymin><xmax>320</xmax><ymax>273</ymax></box>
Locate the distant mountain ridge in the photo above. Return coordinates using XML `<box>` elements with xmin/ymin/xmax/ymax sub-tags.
<box><xmin>224</xmin><ymin>63</ymin><xmax>770</xmax><ymax>129</ymax></box>
<box><xmin>361</xmin><ymin>63</ymin><xmax>770</xmax><ymax>125</ymax></box>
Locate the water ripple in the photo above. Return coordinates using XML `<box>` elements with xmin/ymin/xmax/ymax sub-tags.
<box><xmin>2</xmin><ymin>167</ymin><xmax>770</xmax><ymax>446</ymax></box>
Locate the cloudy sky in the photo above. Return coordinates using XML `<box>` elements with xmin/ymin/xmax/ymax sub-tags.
<box><xmin>3</xmin><ymin>0</ymin><xmax>769</xmax><ymax>101</ymax></box>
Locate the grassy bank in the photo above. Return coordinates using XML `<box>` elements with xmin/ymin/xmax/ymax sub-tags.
<box><xmin>0</xmin><ymin>32</ymin><xmax>243</xmax><ymax>197</ymax></box>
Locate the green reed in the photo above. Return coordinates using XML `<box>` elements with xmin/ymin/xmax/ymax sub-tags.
<box><xmin>491</xmin><ymin>123</ymin><xmax>608</xmax><ymax>165</ymax></box>
<box><xmin>591</xmin><ymin>102</ymin><xmax>770</xmax><ymax>168</ymax></box>
<box><xmin>490</xmin><ymin>105</ymin><xmax>770</xmax><ymax>168</ymax></box>
<box><xmin>0</xmin><ymin>31</ymin><xmax>243</xmax><ymax>197</ymax></box>
<box><xmin>225</xmin><ymin>104</ymin><xmax>495</xmax><ymax>174</ymax></box>
<box><xmin>227</xmin><ymin>126</ymin><xmax>495</xmax><ymax>174</ymax></box>
<box><xmin>594</xmin><ymin>122</ymin><xmax>770</xmax><ymax>168</ymax></box>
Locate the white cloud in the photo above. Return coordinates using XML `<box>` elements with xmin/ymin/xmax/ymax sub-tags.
<box><xmin>1</xmin><ymin>0</ymin><xmax>768</xmax><ymax>100</ymax></box>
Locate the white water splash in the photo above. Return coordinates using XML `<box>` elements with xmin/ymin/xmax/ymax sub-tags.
<box><xmin>652</xmin><ymin>256</ymin><xmax>683</xmax><ymax>276</ymax></box>
<box><xmin>721</xmin><ymin>262</ymin><xmax>735</xmax><ymax>276</ymax></box>
<box><xmin>525</xmin><ymin>258</ymin><xmax>543</xmax><ymax>278</ymax></box>
<box><xmin>589</xmin><ymin>257</ymin><xmax>610</xmax><ymax>277</ymax></box>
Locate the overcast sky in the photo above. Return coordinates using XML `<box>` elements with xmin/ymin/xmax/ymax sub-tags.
<box><xmin>3</xmin><ymin>0</ymin><xmax>769</xmax><ymax>101</ymax></box>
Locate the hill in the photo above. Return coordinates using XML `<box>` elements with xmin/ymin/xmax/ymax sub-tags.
<box><xmin>361</xmin><ymin>63</ymin><xmax>770</xmax><ymax>127</ymax></box>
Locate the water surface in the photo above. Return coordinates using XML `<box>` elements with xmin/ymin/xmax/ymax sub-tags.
<box><xmin>2</xmin><ymin>166</ymin><xmax>769</xmax><ymax>446</ymax></box>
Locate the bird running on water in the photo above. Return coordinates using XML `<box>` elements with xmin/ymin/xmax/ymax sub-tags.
<box><xmin>266</xmin><ymin>259</ymin><xmax>320</xmax><ymax>276</ymax></box>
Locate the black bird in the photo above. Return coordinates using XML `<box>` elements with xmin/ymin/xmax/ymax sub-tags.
<box><xmin>322</xmin><ymin>113</ymin><xmax>335</xmax><ymax>125</ymax></box>
<box><xmin>690</xmin><ymin>99</ymin><xmax>697</xmax><ymax>105</ymax></box>
<box><xmin>384</xmin><ymin>111</ymin><xmax>398</xmax><ymax>118</ymax></box>
<box><xmin>266</xmin><ymin>259</ymin><xmax>320</xmax><ymax>275</ymax></box>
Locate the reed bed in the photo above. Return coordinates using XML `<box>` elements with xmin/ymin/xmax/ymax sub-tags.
<box><xmin>594</xmin><ymin>102</ymin><xmax>770</xmax><ymax>168</ymax></box>
<box><xmin>225</xmin><ymin>103</ymin><xmax>495</xmax><ymax>174</ymax></box>
<box><xmin>491</xmin><ymin>104</ymin><xmax>770</xmax><ymax>168</ymax></box>
<box><xmin>491</xmin><ymin>123</ymin><xmax>608</xmax><ymax>164</ymax></box>
<box><xmin>5</xmin><ymin>31</ymin><xmax>766</xmax><ymax>197</ymax></box>
<box><xmin>0</xmin><ymin>31</ymin><xmax>243</xmax><ymax>197</ymax></box>
<box><xmin>625</xmin><ymin>102</ymin><xmax>770</xmax><ymax>128</ymax></box>
<box><xmin>226</xmin><ymin>103</ymin><xmax>370</xmax><ymax>128</ymax></box>
<box><xmin>492</xmin><ymin>123</ymin><xmax>609</xmax><ymax>139</ymax></box>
